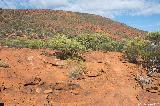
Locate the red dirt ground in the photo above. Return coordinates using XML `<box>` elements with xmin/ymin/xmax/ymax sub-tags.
<box><xmin>0</xmin><ymin>47</ymin><xmax>160</xmax><ymax>106</ymax></box>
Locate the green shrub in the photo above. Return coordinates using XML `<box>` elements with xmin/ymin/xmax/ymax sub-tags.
<box><xmin>76</xmin><ymin>33</ymin><xmax>123</xmax><ymax>51</ymax></box>
<box><xmin>124</xmin><ymin>38</ymin><xmax>150</xmax><ymax>63</ymax></box>
<box><xmin>124</xmin><ymin>32</ymin><xmax>160</xmax><ymax>75</ymax></box>
<box><xmin>68</xmin><ymin>65</ymin><xmax>86</xmax><ymax>79</ymax></box>
<box><xmin>102</xmin><ymin>40</ymin><xmax>124</xmax><ymax>52</ymax></box>
<box><xmin>147</xmin><ymin>32</ymin><xmax>160</xmax><ymax>44</ymax></box>
<box><xmin>142</xmin><ymin>32</ymin><xmax>160</xmax><ymax>68</ymax></box>
<box><xmin>47</xmin><ymin>35</ymin><xmax>86</xmax><ymax>59</ymax></box>
<box><xmin>0</xmin><ymin>39</ymin><xmax>46</xmax><ymax>49</ymax></box>
<box><xmin>0</xmin><ymin>39</ymin><xmax>27</xmax><ymax>48</ymax></box>
<box><xmin>25</xmin><ymin>39</ymin><xmax>46</xmax><ymax>49</ymax></box>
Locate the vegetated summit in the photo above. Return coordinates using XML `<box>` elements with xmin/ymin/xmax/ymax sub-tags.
<box><xmin>0</xmin><ymin>9</ymin><xmax>146</xmax><ymax>39</ymax></box>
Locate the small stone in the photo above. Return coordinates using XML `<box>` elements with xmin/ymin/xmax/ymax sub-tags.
<box><xmin>36</xmin><ymin>87</ymin><xmax>42</xmax><ymax>93</ymax></box>
<box><xmin>146</xmin><ymin>86</ymin><xmax>159</xmax><ymax>93</ymax></box>
<box><xmin>54</xmin><ymin>82</ymin><xmax>66</xmax><ymax>90</ymax></box>
<box><xmin>70</xmin><ymin>89</ymin><xmax>81</xmax><ymax>95</ymax></box>
<box><xmin>149</xmin><ymin>89</ymin><xmax>158</xmax><ymax>93</ymax></box>
<box><xmin>27</xmin><ymin>56</ymin><xmax>34</xmax><ymax>61</ymax></box>
<box><xmin>97</xmin><ymin>60</ymin><xmax>103</xmax><ymax>63</ymax></box>
<box><xmin>44</xmin><ymin>89</ymin><xmax>53</xmax><ymax>94</ymax></box>
<box><xmin>56</xmin><ymin>61</ymin><xmax>66</xmax><ymax>66</ymax></box>
<box><xmin>152</xmin><ymin>86</ymin><xmax>158</xmax><ymax>90</ymax></box>
<box><xmin>86</xmin><ymin>70</ymin><xmax>102</xmax><ymax>77</ymax></box>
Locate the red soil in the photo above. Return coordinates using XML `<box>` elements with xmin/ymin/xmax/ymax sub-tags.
<box><xmin>0</xmin><ymin>47</ymin><xmax>160</xmax><ymax>106</ymax></box>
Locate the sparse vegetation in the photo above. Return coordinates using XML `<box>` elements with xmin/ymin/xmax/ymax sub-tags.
<box><xmin>67</xmin><ymin>59</ymin><xmax>86</xmax><ymax>79</ymax></box>
<box><xmin>0</xmin><ymin>60</ymin><xmax>9</xmax><ymax>68</ymax></box>
<box><xmin>0</xmin><ymin>9</ymin><xmax>145</xmax><ymax>40</ymax></box>
<box><xmin>135</xmin><ymin>75</ymin><xmax>151</xmax><ymax>88</ymax></box>
<box><xmin>68</xmin><ymin>65</ymin><xmax>86</xmax><ymax>80</ymax></box>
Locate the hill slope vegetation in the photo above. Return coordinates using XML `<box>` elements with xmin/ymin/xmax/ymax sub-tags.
<box><xmin>0</xmin><ymin>9</ymin><xmax>146</xmax><ymax>40</ymax></box>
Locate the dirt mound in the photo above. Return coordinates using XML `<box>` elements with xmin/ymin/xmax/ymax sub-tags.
<box><xmin>0</xmin><ymin>48</ymin><xmax>159</xmax><ymax>106</ymax></box>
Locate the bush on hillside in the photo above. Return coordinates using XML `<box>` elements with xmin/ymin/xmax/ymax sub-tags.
<box><xmin>147</xmin><ymin>32</ymin><xmax>160</xmax><ymax>44</ymax></box>
<box><xmin>0</xmin><ymin>38</ymin><xmax>46</xmax><ymax>49</ymax></box>
<box><xmin>124</xmin><ymin>32</ymin><xmax>160</xmax><ymax>75</ymax></box>
<box><xmin>47</xmin><ymin>35</ymin><xmax>86</xmax><ymax>59</ymax></box>
<box><xmin>142</xmin><ymin>32</ymin><xmax>160</xmax><ymax>69</ymax></box>
<box><xmin>0</xmin><ymin>39</ymin><xmax>27</xmax><ymax>48</ymax></box>
<box><xmin>76</xmin><ymin>33</ymin><xmax>123</xmax><ymax>51</ymax></box>
<box><xmin>25</xmin><ymin>39</ymin><xmax>46</xmax><ymax>49</ymax></box>
<box><xmin>124</xmin><ymin>38</ymin><xmax>150</xmax><ymax>63</ymax></box>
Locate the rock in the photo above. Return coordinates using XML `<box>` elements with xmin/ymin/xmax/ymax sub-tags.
<box><xmin>44</xmin><ymin>60</ymin><xmax>67</xmax><ymax>67</ymax></box>
<box><xmin>44</xmin><ymin>89</ymin><xmax>53</xmax><ymax>94</ymax></box>
<box><xmin>71</xmin><ymin>89</ymin><xmax>81</xmax><ymax>95</ymax></box>
<box><xmin>152</xmin><ymin>86</ymin><xmax>159</xmax><ymax>90</ymax></box>
<box><xmin>0</xmin><ymin>85</ymin><xmax>6</xmax><ymax>92</ymax></box>
<box><xmin>86</xmin><ymin>69</ymin><xmax>103</xmax><ymax>77</ymax></box>
<box><xmin>146</xmin><ymin>86</ymin><xmax>159</xmax><ymax>93</ymax></box>
<box><xmin>36</xmin><ymin>87</ymin><xmax>42</xmax><ymax>93</ymax></box>
<box><xmin>147</xmin><ymin>89</ymin><xmax>158</xmax><ymax>93</ymax></box>
<box><xmin>68</xmin><ymin>83</ymin><xmax>81</xmax><ymax>90</ymax></box>
<box><xmin>69</xmin><ymin>84</ymin><xmax>82</xmax><ymax>95</ymax></box>
<box><xmin>54</xmin><ymin>82</ymin><xmax>67</xmax><ymax>90</ymax></box>
<box><xmin>27</xmin><ymin>56</ymin><xmax>34</xmax><ymax>61</ymax></box>
<box><xmin>24</xmin><ymin>77</ymin><xmax>42</xmax><ymax>86</ymax></box>
<box><xmin>55</xmin><ymin>61</ymin><xmax>67</xmax><ymax>67</ymax></box>
<box><xmin>97</xmin><ymin>60</ymin><xmax>103</xmax><ymax>63</ymax></box>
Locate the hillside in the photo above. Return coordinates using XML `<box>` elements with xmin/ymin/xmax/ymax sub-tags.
<box><xmin>0</xmin><ymin>9</ymin><xmax>160</xmax><ymax>106</ymax></box>
<box><xmin>0</xmin><ymin>9</ymin><xmax>146</xmax><ymax>40</ymax></box>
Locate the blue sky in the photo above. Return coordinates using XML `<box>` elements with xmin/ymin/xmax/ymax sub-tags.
<box><xmin>0</xmin><ymin>0</ymin><xmax>160</xmax><ymax>32</ymax></box>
